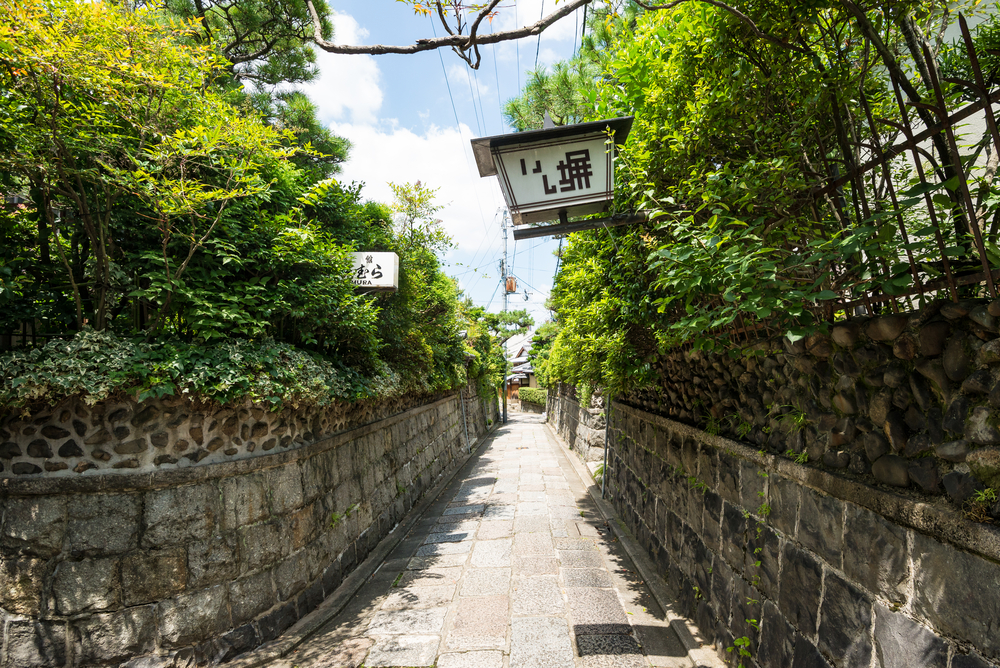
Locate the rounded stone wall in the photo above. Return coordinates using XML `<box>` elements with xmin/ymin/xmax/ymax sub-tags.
<box><xmin>0</xmin><ymin>392</ymin><xmax>447</xmax><ymax>478</ymax></box>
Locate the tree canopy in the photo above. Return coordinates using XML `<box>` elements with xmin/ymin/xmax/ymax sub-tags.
<box><xmin>0</xmin><ymin>0</ymin><xmax>507</xmax><ymax>409</ymax></box>
<box><xmin>517</xmin><ymin>0</ymin><xmax>1000</xmax><ymax>397</ymax></box>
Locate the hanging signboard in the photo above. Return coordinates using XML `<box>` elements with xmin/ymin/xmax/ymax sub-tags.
<box><xmin>471</xmin><ymin>117</ymin><xmax>633</xmax><ymax>226</ymax></box>
<box><xmin>350</xmin><ymin>252</ymin><xmax>398</xmax><ymax>291</ymax></box>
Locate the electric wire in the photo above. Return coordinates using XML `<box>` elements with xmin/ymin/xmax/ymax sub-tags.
<box><xmin>515</xmin><ymin>1</ymin><xmax>520</xmax><ymax>92</ymax></box>
<box><xmin>427</xmin><ymin>16</ymin><xmax>492</xmax><ymax>236</ymax></box>
<box><xmin>464</xmin><ymin>66</ymin><xmax>484</xmax><ymax>136</ymax></box>
<box><xmin>574</xmin><ymin>6</ymin><xmax>579</xmax><ymax>57</ymax></box>
<box><xmin>491</xmin><ymin>38</ymin><xmax>504</xmax><ymax>133</ymax></box>
<box><xmin>534</xmin><ymin>0</ymin><xmax>545</xmax><ymax>70</ymax></box>
<box><xmin>533</xmin><ymin>5</ymin><xmax>544</xmax><ymax>70</ymax></box>
<box><xmin>510</xmin><ymin>273</ymin><xmax>550</xmax><ymax>298</ymax></box>
<box><xmin>429</xmin><ymin>17</ymin><xmax>461</xmax><ymax>132</ymax></box>
<box><xmin>472</xmin><ymin>67</ymin><xmax>489</xmax><ymax>134</ymax></box>
<box><xmin>484</xmin><ymin>276</ymin><xmax>502</xmax><ymax>311</ymax></box>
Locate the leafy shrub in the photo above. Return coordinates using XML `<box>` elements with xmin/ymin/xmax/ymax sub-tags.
<box><xmin>0</xmin><ymin>329</ymin><xmax>375</xmax><ymax>408</ymax></box>
<box><xmin>518</xmin><ymin>387</ymin><xmax>547</xmax><ymax>406</ymax></box>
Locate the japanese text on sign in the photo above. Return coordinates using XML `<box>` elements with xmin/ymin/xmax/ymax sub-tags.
<box><xmin>349</xmin><ymin>251</ymin><xmax>398</xmax><ymax>291</ymax></box>
<box><xmin>519</xmin><ymin>149</ymin><xmax>594</xmax><ymax>196</ymax></box>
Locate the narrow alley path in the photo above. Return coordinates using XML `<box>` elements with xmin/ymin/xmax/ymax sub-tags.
<box><xmin>272</xmin><ymin>413</ymin><xmax>696</xmax><ymax>668</ymax></box>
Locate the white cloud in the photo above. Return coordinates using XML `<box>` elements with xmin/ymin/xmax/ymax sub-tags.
<box><xmin>302</xmin><ymin>13</ymin><xmax>383</xmax><ymax>125</ymax></box>
<box><xmin>330</xmin><ymin>120</ymin><xmax>506</xmax><ymax>253</ymax></box>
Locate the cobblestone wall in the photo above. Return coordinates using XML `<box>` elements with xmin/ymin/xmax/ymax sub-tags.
<box><xmin>605</xmin><ymin>401</ymin><xmax>1000</xmax><ymax>668</ymax></box>
<box><xmin>0</xmin><ymin>391</ymin><xmax>453</xmax><ymax>477</ymax></box>
<box><xmin>626</xmin><ymin>300</ymin><xmax>1000</xmax><ymax>518</ymax></box>
<box><xmin>0</xmin><ymin>390</ymin><xmax>492</xmax><ymax>667</ymax></box>
<box><xmin>548</xmin><ymin>383</ymin><xmax>606</xmax><ymax>462</ymax></box>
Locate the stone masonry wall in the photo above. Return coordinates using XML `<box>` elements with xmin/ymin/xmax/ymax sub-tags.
<box><xmin>626</xmin><ymin>299</ymin><xmax>1000</xmax><ymax>520</ymax></box>
<box><xmin>604</xmin><ymin>401</ymin><xmax>1000</xmax><ymax>668</ymax></box>
<box><xmin>549</xmin><ymin>383</ymin><xmax>606</xmax><ymax>462</ymax></box>
<box><xmin>0</xmin><ymin>390</ymin><xmax>491</xmax><ymax>667</ymax></box>
<box><xmin>0</xmin><ymin>391</ymin><xmax>450</xmax><ymax>478</ymax></box>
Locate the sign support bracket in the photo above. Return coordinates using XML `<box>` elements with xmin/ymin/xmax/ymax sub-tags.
<box><xmin>512</xmin><ymin>211</ymin><xmax>649</xmax><ymax>241</ymax></box>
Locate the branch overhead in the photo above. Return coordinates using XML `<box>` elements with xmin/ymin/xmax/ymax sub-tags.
<box><xmin>306</xmin><ymin>0</ymin><xmax>592</xmax><ymax>68</ymax></box>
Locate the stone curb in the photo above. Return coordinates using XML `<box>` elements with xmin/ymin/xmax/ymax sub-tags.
<box><xmin>543</xmin><ymin>420</ymin><xmax>727</xmax><ymax>668</ymax></box>
<box><xmin>224</xmin><ymin>419</ymin><xmax>501</xmax><ymax>667</ymax></box>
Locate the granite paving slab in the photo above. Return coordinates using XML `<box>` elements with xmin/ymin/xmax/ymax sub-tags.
<box><xmin>510</xmin><ymin>616</ymin><xmax>576</xmax><ymax>668</ymax></box>
<box><xmin>445</xmin><ymin>595</ymin><xmax>509</xmax><ymax>649</ymax></box>
<box><xmin>459</xmin><ymin>567</ymin><xmax>511</xmax><ymax>597</ymax></box>
<box><xmin>365</xmin><ymin>634</ymin><xmax>439</xmax><ymax>667</ymax></box>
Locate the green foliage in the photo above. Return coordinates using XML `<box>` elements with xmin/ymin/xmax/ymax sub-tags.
<box><xmin>964</xmin><ymin>486</ymin><xmax>998</xmax><ymax>523</ymax></box>
<box><xmin>516</xmin><ymin>0</ymin><xmax>995</xmax><ymax>397</ymax></box>
<box><xmin>528</xmin><ymin>320</ymin><xmax>560</xmax><ymax>388</ymax></box>
<box><xmin>0</xmin><ymin>3</ymin><xmax>488</xmax><ymax>410</ymax></box>
<box><xmin>774</xmin><ymin>406</ymin><xmax>809</xmax><ymax>433</ymax></box>
<box><xmin>503</xmin><ymin>60</ymin><xmax>599</xmax><ymax>130</ymax></box>
<box><xmin>503</xmin><ymin>3</ymin><xmax>641</xmax><ymax>131</ymax></box>
<box><xmin>0</xmin><ymin>0</ymin><xmax>301</xmax><ymax>332</ymax></box>
<box><xmin>0</xmin><ymin>328</ymin><xmax>369</xmax><ymax>409</ymax></box>
<box><xmin>726</xmin><ymin>635</ymin><xmax>753</xmax><ymax>668</ymax></box>
<box><xmin>389</xmin><ymin>181</ymin><xmax>452</xmax><ymax>253</ymax></box>
<box><xmin>517</xmin><ymin>387</ymin><xmax>547</xmax><ymax>406</ymax></box>
<box><xmin>545</xmin><ymin>227</ymin><xmax>659</xmax><ymax>397</ymax></box>
<box><xmin>160</xmin><ymin>0</ymin><xmax>334</xmax><ymax>89</ymax></box>
<box><xmin>261</xmin><ymin>91</ymin><xmax>351</xmax><ymax>181</ymax></box>
<box><xmin>785</xmin><ymin>449</ymin><xmax>809</xmax><ymax>465</ymax></box>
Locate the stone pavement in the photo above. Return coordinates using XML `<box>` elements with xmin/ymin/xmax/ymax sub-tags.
<box><xmin>269</xmin><ymin>413</ymin><xmax>697</xmax><ymax>668</ymax></box>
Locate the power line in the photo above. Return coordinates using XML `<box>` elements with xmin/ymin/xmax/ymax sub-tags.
<box><xmin>428</xmin><ymin>16</ymin><xmax>492</xmax><ymax>236</ymax></box>
<box><xmin>534</xmin><ymin>0</ymin><xmax>545</xmax><ymax>70</ymax></box>
<box><xmin>464</xmin><ymin>66</ymin><xmax>484</xmax><ymax>136</ymax></box>
<box><xmin>514</xmin><ymin>2</ymin><xmax>521</xmax><ymax>93</ymax></box>
<box><xmin>429</xmin><ymin>17</ymin><xmax>461</xmax><ymax>132</ymax></box>
<box><xmin>461</xmin><ymin>209</ymin><xmax>503</xmax><ymax>280</ymax></box>
<box><xmin>472</xmin><ymin>67</ymin><xmax>489</xmax><ymax>134</ymax></box>
<box><xmin>510</xmin><ymin>273</ymin><xmax>550</xmax><ymax>299</ymax></box>
<box><xmin>484</xmin><ymin>277</ymin><xmax>502</xmax><ymax>311</ymax></box>
<box><xmin>492</xmin><ymin>39</ymin><xmax>504</xmax><ymax>133</ymax></box>
<box><xmin>574</xmin><ymin>6</ymin><xmax>579</xmax><ymax>57</ymax></box>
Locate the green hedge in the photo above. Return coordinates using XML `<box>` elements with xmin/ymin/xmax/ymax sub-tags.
<box><xmin>518</xmin><ymin>387</ymin><xmax>547</xmax><ymax>406</ymax></box>
<box><xmin>0</xmin><ymin>329</ymin><xmax>409</xmax><ymax>409</ymax></box>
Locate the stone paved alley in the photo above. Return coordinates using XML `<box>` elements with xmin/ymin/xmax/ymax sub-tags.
<box><xmin>257</xmin><ymin>413</ymin><xmax>714</xmax><ymax>668</ymax></box>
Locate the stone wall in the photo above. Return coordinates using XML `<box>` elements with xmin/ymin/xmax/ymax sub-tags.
<box><xmin>0</xmin><ymin>390</ymin><xmax>455</xmax><ymax>478</ymax></box>
<box><xmin>0</xmin><ymin>388</ymin><xmax>496</xmax><ymax>667</ymax></box>
<box><xmin>604</xmin><ymin>401</ymin><xmax>1000</xmax><ymax>668</ymax></box>
<box><xmin>549</xmin><ymin>383</ymin><xmax>606</xmax><ymax>462</ymax></box>
<box><xmin>626</xmin><ymin>299</ymin><xmax>1000</xmax><ymax>520</ymax></box>
<box><xmin>519</xmin><ymin>400</ymin><xmax>545</xmax><ymax>415</ymax></box>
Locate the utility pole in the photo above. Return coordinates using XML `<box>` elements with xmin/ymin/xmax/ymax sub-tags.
<box><xmin>501</xmin><ymin>209</ymin><xmax>509</xmax><ymax>424</ymax></box>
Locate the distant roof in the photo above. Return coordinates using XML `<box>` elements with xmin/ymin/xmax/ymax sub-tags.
<box><xmin>510</xmin><ymin>356</ymin><xmax>529</xmax><ymax>365</ymax></box>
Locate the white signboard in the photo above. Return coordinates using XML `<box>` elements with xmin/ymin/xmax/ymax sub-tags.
<box><xmin>350</xmin><ymin>252</ymin><xmax>398</xmax><ymax>291</ymax></box>
<box><xmin>471</xmin><ymin>117</ymin><xmax>632</xmax><ymax>226</ymax></box>
<box><xmin>494</xmin><ymin>133</ymin><xmax>613</xmax><ymax>225</ymax></box>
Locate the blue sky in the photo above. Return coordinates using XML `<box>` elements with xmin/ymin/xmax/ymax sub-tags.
<box><xmin>300</xmin><ymin>1</ymin><xmax>589</xmax><ymax>343</ymax></box>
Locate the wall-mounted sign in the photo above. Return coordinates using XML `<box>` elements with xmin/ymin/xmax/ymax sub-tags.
<box><xmin>471</xmin><ymin>117</ymin><xmax>633</xmax><ymax>226</ymax></box>
<box><xmin>350</xmin><ymin>252</ymin><xmax>398</xmax><ymax>291</ymax></box>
